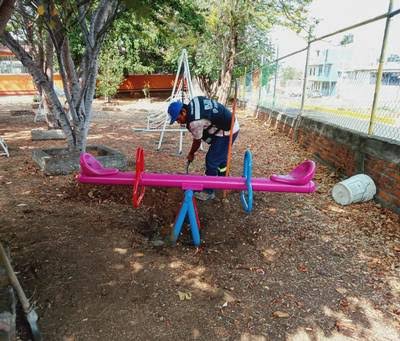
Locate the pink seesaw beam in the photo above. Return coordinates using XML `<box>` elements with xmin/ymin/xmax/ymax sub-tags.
<box><xmin>77</xmin><ymin>152</ymin><xmax>317</xmax><ymax>193</ymax></box>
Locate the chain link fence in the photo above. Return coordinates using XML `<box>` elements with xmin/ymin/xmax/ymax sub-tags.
<box><xmin>238</xmin><ymin>4</ymin><xmax>400</xmax><ymax>142</ymax></box>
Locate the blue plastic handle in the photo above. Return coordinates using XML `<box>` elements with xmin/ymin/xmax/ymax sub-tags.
<box><xmin>240</xmin><ymin>150</ymin><xmax>253</xmax><ymax>212</ymax></box>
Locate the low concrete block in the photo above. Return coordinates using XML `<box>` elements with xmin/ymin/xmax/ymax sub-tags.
<box><xmin>31</xmin><ymin>129</ymin><xmax>66</xmax><ymax>141</ymax></box>
<box><xmin>32</xmin><ymin>144</ymin><xmax>127</xmax><ymax>175</ymax></box>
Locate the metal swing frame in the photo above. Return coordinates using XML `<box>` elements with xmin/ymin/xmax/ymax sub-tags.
<box><xmin>133</xmin><ymin>49</ymin><xmax>195</xmax><ymax>154</ymax></box>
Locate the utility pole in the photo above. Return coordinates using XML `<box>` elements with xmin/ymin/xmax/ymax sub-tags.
<box><xmin>368</xmin><ymin>0</ymin><xmax>393</xmax><ymax>135</ymax></box>
<box><xmin>299</xmin><ymin>26</ymin><xmax>314</xmax><ymax>116</ymax></box>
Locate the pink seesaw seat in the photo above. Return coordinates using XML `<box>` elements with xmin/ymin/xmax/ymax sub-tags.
<box><xmin>270</xmin><ymin>160</ymin><xmax>316</xmax><ymax>186</ymax></box>
<box><xmin>80</xmin><ymin>153</ymin><xmax>119</xmax><ymax>176</ymax></box>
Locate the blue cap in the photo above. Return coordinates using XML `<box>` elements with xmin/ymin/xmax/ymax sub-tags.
<box><xmin>168</xmin><ymin>101</ymin><xmax>183</xmax><ymax>124</ymax></box>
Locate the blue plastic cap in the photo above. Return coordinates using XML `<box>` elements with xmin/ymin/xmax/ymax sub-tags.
<box><xmin>168</xmin><ymin>101</ymin><xmax>183</xmax><ymax>124</ymax></box>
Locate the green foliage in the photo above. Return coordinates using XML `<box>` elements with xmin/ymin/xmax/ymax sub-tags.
<box><xmin>32</xmin><ymin>0</ymin><xmax>312</xmax><ymax>95</ymax></box>
<box><xmin>174</xmin><ymin>0</ymin><xmax>312</xmax><ymax>96</ymax></box>
<box><xmin>282</xmin><ymin>66</ymin><xmax>302</xmax><ymax>82</ymax></box>
<box><xmin>97</xmin><ymin>42</ymin><xmax>125</xmax><ymax>101</ymax></box>
<box><xmin>261</xmin><ymin>64</ymin><xmax>276</xmax><ymax>87</ymax></box>
<box><xmin>340</xmin><ymin>33</ymin><xmax>354</xmax><ymax>46</ymax></box>
<box><xmin>100</xmin><ymin>0</ymin><xmax>204</xmax><ymax>74</ymax></box>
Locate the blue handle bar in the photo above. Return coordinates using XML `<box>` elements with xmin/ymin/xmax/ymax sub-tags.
<box><xmin>240</xmin><ymin>149</ymin><xmax>253</xmax><ymax>213</ymax></box>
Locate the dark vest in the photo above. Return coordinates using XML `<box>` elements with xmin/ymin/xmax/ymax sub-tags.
<box><xmin>186</xmin><ymin>97</ymin><xmax>232</xmax><ymax>142</ymax></box>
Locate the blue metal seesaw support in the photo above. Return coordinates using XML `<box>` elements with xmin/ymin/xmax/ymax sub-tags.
<box><xmin>171</xmin><ymin>190</ymin><xmax>201</xmax><ymax>246</ymax></box>
<box><xmin>171</xmin><ymin>150</ymin><xmax>253</xmax><ymax>246</ymax></box>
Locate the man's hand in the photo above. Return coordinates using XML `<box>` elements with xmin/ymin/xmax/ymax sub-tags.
<box><xmin>188</xmin><ymin>139</ymin><xmax>202</xmax><ymax>161</ymax></box>
<box><xmin>187</xmin><ymin>152</ymin><xmax>195</xmax><ymax>162</ymax></box>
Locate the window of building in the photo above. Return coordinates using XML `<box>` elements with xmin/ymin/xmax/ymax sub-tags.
<box><xmin>324</xmin><ymin>64</ymin><xmax>332</xmax><ymax>77</ymax></box>
<box><xmin>370</xmin><ymin>72</ymin><xmax>376</xmax><ymax>84</ymax></box>
<box><xmin>382</xmin><ymin>72</ymin><xmax>400</xmax><ymax>85</ymax></box>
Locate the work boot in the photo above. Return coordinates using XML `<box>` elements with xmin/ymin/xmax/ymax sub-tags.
<box><xmin>194</xmin><ymin>191</ymin><xmax>216</xmax><ymax>201</ymax></box>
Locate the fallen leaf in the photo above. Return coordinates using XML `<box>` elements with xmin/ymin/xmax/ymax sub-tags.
<box><xmin>113</xmin><ymin>248</ymin><xmax>128</xmax><ymax>255</ymax></box>
<box><xmin>223</xmin><ymin>291</ymin><xmax>236</xmax><ymax>303</ymax></box>
<box><xmin>177</xmin><ymin>291</ymin><xmax>192</xmax><ymax>301</ymax></box>
<box><xmin>37</xmin><ymin>4</ymin><xmax>45</xmax><ymax>16</ymax></box>
<box><xmin>273</xmin><ymin>311</ymin><xmax>289</xmax><ymax>318</ymax></box>
<box><xmin>292</xmin><ymin>210</ymin><xmax>302</xmax><ymax>217</ymax></box>
<box><xmin>336</xmin><ymin>288</ymin><xmax>347</xmax><ymax>295</ymax></box>
<box><xmin>63</xmin><ymin>336</ymin><xmax>76</xmax><ymax>341</ymax></box>
<box><xmin>328</xmin><ymin>205</ymin><xmax>346</xmax><ymax>213</ymax></box>
<box><xmin>255</xmin><ymin>268</ymin><xmax>265</xmax><ymax>275</ymax></box>
<box><xmin>262</xmin><ymin>249</ymin><xmax>277</xmax><ymax>262</ymax></box>
<box><xmin>298</xmin><ymin>263</ymin><xmax>308</xmax><ymax>272</ymax></box>
<box><xmin>340</xmin><ymin>298</ymin><xmax>350</xmax><ymax>309</ymax></box>
<box><xmin>335</xmin><ymin>319</ymin><xmax>356</xmax><ymax>335</ymax></box>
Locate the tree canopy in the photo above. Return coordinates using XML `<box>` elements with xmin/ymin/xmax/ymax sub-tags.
<box><xmin>185</xmin><ymin>0</ymin><xmax>312</xmax><ymax>102</ymax></box>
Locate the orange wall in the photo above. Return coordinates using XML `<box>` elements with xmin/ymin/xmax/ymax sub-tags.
<box><xmin>0</xmin><ymin>73</ymin><xmax>175</xmax><ymax>96</ymax></box>
<box><xmin>0</xmin><ymin>51</ymin><xmax>13</xmax><ymax>57</ymax></box>
<box><xmin>0</xmin><ymin>74</ymin><xmax>63</xmax><ymax>96</ymax></box>
<box><xmin>119</xmin><ymin>74</ymin><xmax>175</xmax><ymax>92</ymax></box>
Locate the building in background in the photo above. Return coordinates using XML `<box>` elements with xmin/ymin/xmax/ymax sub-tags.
<box><xmin>307</xmin><ymin>39</ymin><xmax>400</xmax><ymax>101</ymax></box>
<box><xmin>307</xmin><ymin>46</ymin><xmax>352</xmax><ymax>97</ymax></box>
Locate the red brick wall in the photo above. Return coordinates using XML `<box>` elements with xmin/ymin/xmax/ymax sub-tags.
<box><xmin>365</xmin><ymin>156</ymin><xmax>400</xmax><ymax>209</ymax></box>
<box><xmin>254</xmin><ymin>106</ymin><xmax>400</xmax><ymax>214</ymax></box>
<box><xmin>296</xmin><ymin>128</ymin><xmax>357</xmax><ymax>176</ymax></box>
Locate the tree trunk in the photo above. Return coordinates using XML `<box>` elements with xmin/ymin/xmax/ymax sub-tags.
<box><xmin>3</xmin><ymin>32</ymin><xmax>75</xmax><ymax>148</ymax></box>
<box><xmin>3</xmin><ymin>0</ymin><xmax>118</xmax><ymax>153</ymax></box>
<box><xmin>216</xmin><ymin>29</ymin><xmax>238</xmax><ymax>105</ymax></box>
<box><xmin>43</xmin><ymin>32</ymin><xmax>60</xmax><ymax>129</ymax></box>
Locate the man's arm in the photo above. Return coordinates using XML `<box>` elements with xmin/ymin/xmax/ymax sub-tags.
<box><xmin>187</xmin><ymin>139</ymin><xmax>202</xmax><ymax>161</ymax></box>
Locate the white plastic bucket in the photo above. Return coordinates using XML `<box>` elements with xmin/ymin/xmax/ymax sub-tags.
<box><xmin>332</xmin><ymin>174</ymin><xmax>376</xmax><ymax>206</ymax></box>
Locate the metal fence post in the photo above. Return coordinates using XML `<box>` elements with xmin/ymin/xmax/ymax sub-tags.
<box><xmin>368</xmin><ymin>0</ymin><xmax>393</xmax><ymax>135</ymax></box>
<box><xmin>299</xmin><ymin>28</ymin><xmax>313</xmax><ymax>116</ymax></box>
<box><xmin>272</xmin><ymin>46</ymin><xmax>279</xmax><ymax>107</ymax></box>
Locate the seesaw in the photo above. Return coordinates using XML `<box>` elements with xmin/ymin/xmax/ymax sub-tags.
<box><xmin>77</xmin><ymin>148</ymin><xmax>316</xmax><ymax>246</ymax></box>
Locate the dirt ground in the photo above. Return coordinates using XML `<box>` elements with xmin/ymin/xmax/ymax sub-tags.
<box><xmin>0</xmin><ymin>96</ymin><xmax>399</xmax><ymax>341</ymax></box>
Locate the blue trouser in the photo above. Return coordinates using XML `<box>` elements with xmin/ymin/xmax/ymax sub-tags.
<box><xmin>204</xmin><ymin>131</ymin><xmax>239</xmax><ymax>193</ymax></box>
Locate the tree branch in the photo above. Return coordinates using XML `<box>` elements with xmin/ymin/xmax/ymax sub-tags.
<box><xmin>0</xmin><ymin>0</ymin><xmax>16</xmax><ymax>35</ymax></box>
